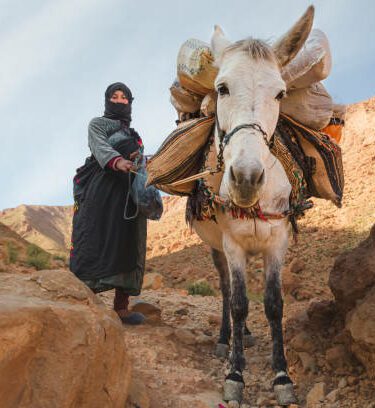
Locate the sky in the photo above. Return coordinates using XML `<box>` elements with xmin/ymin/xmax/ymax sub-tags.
<box><xmin>1</xmin><ymin>0</ymin><xmax>374</xmax><ymax>210</ymax></box>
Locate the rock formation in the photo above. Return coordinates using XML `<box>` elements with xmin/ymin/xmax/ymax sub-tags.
<box><xmin>0</xmin><ymin>269</ymin><xmax>131</xmax><ymax>408</ymax></box>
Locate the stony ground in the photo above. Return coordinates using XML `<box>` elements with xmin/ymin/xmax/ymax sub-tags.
<box><xmin>99</xmin><ymin>284</ymin><xmax>374</xmax><ymax>408</ymax></box>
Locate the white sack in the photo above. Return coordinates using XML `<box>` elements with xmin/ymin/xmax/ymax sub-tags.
<box><xmin>281</xmin><ymin>82</ymin><xmax>333</xmax><ymax>130</ymax></box>
<box><xmin>282</xmin><ymin>29</ymin><xmax>332</xmax><ymax>89</ymax></box>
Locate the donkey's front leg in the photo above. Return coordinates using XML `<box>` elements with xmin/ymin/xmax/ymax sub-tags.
<box><xmin>211</xmin><ymin>249</ymin><xmax>232</xmax><ymax>358</ymax></box>
<box><xmin>223</xmin><ymin>236</ymin><xmax>248</xmax><ymax>403</ymax></box>
<box><xmin>264</xmin><ymin>251</ymin><xmax>297</xmax><ymax>406</ymax></box>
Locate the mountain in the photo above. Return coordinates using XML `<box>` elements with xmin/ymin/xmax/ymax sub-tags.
<box><xmin>0</xmin><ymin>205</ymin><xmax>72</xmax><ymax>256</ymax></box>
<box><xmin>0</xmin><ymin>220</ymin><xmax>62</xmax><ymax>272</ymax></box>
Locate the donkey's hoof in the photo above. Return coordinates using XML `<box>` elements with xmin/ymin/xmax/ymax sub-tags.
<box><xmin>243</xmin><ymin>334</ymin><xmax>255</xmax><ymax>348</ymax></box>
<box><xmin>274</xmin><ymin>382</ymin><xmax>298</xmax><ymax>406</ymax></box>
<box><xmin>223</xmin><ymin>377</ymin><xmax>244</xmax><ymax>402</ymax></box>
<box><xmin>215</xmin><ymin>343</ymin><xmax>229</xmax><ymax>358</ymax></box>
<box><xmin>227</xmin><ymin>401</ymin><xmax>240</xmax><ymax>408</ymax></box>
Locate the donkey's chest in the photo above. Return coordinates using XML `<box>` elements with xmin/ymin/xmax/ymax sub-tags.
<box><xmin>218</xmin><ymin>213</ymin><xmax>288</xmax><ymax>254</ymax></box>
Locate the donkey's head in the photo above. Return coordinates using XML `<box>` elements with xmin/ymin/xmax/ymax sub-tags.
<box><xmin>212</xmin><ymin>6</ymin><xmax>314</xmax><ymax>208</ymax></box>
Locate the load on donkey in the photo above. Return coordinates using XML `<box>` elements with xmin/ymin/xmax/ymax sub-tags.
<box><xmin>147</xmin><ymin>6</ymin><xmax>344</xmax><ymax>406</ymax></box>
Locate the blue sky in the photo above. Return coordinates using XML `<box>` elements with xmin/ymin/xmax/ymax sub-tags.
<box><xmin>1</xmin><ymin>0</ymin><xmax>374</xmax><ymax>210</ymax></box>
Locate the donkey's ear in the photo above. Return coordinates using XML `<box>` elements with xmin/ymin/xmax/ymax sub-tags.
<box><xmin>211</xmin><ymin>25</ymin><xmax>231</xmax><ymax>61</ymax></box>
<box><xmin>273</xmin><ymin>5</ymin><xmax>314</xmax><ymax>67</ymax></box>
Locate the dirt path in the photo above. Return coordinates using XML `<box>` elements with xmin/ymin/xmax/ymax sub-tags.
<box><xmin>100</xmin><ymin>285</ymin><xmax>374</xmax><ymax>408</ymax></box>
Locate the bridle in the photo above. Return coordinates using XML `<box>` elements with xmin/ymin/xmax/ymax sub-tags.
<box><xmin>214</xmin><ymin>101</ymin><xmax>275</xmax><ymax>173</ymax></box>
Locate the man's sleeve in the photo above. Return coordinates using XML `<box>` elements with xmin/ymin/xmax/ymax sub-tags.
<box><xmin>88</xmin><ymin>118</ymin><xmax>121</xmax><ymax>169</ymax></box>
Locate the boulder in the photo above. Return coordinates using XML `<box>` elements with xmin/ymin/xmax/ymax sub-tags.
<box><xmin>329</xmin><ymin>225</ymin><xmax>375</xmax><ymax>313</ymax></box>
<box><xmin>131</xmin><ymin>300</ymin><xmax>162</xmax><ymax>324</ymax></box>
<box><xmin>325</xmin><ymin>344</ymin><xmax>354</xmax><ymax>374</ymax></box>
<box><xmin>142</xmin><ymin>272</ymin><xmax>164</xmax><ymax>290</ymax></box>
<box><xmin>126</xmin><ymin>377</ymin><xmax>150</xmax><ymax>408</ymax></box>
<box><xmin>307</xmin><ymin>298</ymin><xmax>336</xmax><ymax>327</ymax></box>
<box><xmin>290</xmin><ymin>331</ymin><xmax>316</xmax><ymax>353</ymax></box>
<box><xmin>306</xmin><ymin>382</ymin><xmax>327</xmax><ymax>407</ymax></box>
<box><xmin>0</xmin><ymin>269</ymin><xmax>131</xmax><ymax>408</ymax></box>
<box><xmin>346</xmin><ymin>286</ymin><xmax>375</xmax><ymax>378</ymax></box>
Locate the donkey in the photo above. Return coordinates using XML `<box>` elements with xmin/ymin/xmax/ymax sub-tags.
<box><xmin>192</xmin><ymin>6</ymin><xmax>315</xmax><ymax>405</ymax></box>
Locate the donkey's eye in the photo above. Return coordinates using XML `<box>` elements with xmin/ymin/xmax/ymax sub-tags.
<box><xmin>217</xmin><ymin>84</ymin><xmax>230</xmax><ymax>96</ymax></box>
<box><xmin>275</xmin><ymin>90</ymin><xmax>286</xmax><ymax>101</ymax></box>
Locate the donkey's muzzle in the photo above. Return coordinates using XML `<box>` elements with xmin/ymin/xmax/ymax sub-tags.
<box><xmin>228</xmin><ymin>163</ymin><xmax>265</xmax><ymax>207</ymax></box>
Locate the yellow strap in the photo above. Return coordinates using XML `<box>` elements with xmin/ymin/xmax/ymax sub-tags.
<box><xmin>168</xmin><ymin>169</ymin><xmax>214</xmax><ymax>186</ymax></box>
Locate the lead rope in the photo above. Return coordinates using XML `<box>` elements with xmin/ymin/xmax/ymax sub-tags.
<box><xmin>123</xmin><ymin>171</ymin><xmax>139</xmax><ymax>220</ymax></box>
<box><xmin>123</xmin><ymin>154</ymin><xmax>145</xmax><ymax>221</ymax></box>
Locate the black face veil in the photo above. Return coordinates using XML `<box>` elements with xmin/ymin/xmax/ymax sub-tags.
<box><xmin>104</xmin><ymin>82</ymin><xmax>134</xmax><ymax>126</ymax></box>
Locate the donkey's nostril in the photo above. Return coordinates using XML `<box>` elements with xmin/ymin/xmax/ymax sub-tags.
<box><xmin>250</xmin><ymin>168</ymin><xmax>265</xmax><ymax>186</ymax></box>
<box><xmin>230</xmin><ymin>166</ymin><xmax>236</xmax><ymax>182</ymax></box>
<box><xmin>257</xmin><ymin>169</ymin><xmax>265</xmax><ymax>185</ymax></box>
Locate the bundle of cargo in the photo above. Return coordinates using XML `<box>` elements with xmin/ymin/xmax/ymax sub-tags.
<box><xmin>170</xmin><ymin>29</ymin><xmax>343</xmax><ymax>132</ymax></box>
<box><xmin>170</xmin><ymin>80</ymin><xmax>202</xmax><ymax>114</ymax></box>
<box><xmin>146</xmin><ymin>116</ymin><xmax>215</xmax><ymax>195</ymax></box>
<box><xmin>280</xmin><ymin>82</ymin><xmax>333</xmax><ymax>130</ymax></box>
<box><xmin>281</xmin><ymin>29</ymin><xmax>332</xmax><ymax>89</ymax></box>
<box><xmin>147</xmin><ymin>113</ymin><xmax>344</xmax><ymax>208</ymax></box>
<box><xmin>177</xmin><ymin>39</ymin><xmax>218</xmax><ymax>96</ymax></box>
<box><xmin>280</xmin><ymin>29</ymin><xmax>334</xmax><ymax>130</ymax></box>
<box><xmin>151</xmin><ymin>27</ymin><xmax>345</xmax><ymax>207</ymax></box>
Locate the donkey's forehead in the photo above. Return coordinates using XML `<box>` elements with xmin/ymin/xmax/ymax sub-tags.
<box><xmin>223</xmin><ymin>38</ymin><xmax>277</xmax><ymax>63</ymax></box>
<box><xmin>215</xmin><ymin>52</ymin><xmax>283</xmax><ymax>87</ymax></box>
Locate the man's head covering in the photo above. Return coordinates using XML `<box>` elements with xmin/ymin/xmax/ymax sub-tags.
<box><xmin>104</xmin><ymin>82</ymin><xmax>133</xmax><ymax>126</ymax></box>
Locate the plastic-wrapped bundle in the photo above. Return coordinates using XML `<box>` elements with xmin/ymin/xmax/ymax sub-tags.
<box><xmin>200</xmin><ymin>91</ymin><xmax>217</xmax><ymax>117</ymax></box>
<box><xmin>281</xmin><ymin>29</ymin><xmax>332</xmax><ymax>89</ymax></box>
<box><xmin>170</xmin><ymin>80</ymin><xmax>203</xmax><ymax>114</ymax></box>
<box><xmin>177</xmin><ymin>39</ymin><xmax>218</xmax><ymax>96</ymax></box>
<box><xmin>281</xmin><ymin>82</ymin><xmax>333</xmax><ymax>130</ymax></box>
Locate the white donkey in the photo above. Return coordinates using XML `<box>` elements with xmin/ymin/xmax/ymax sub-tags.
<box><xmin>193</xmin><ymin>6</ymin><xmax>315</xmax><ymax>405</ymax></box>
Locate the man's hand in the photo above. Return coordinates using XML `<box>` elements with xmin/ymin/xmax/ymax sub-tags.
<box><xmin>129</xmin><ymin>150</ymin><xmax>140</xmax><ymax>161</ymax></box>
<box><xmin>115</xmin><ymin>158</ymin><xmax>135</xmax><ymax>173</ymax></box>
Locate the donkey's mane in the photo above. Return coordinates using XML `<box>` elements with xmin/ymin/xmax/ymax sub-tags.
<box><xmin>224</xmin><ymin>38</ymin><xmax>276</xmax><ymax>63</ymax></box>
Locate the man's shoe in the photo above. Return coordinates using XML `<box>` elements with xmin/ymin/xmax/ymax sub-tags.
<box><xmin>119</xmin><ymin>311</ymin><xmax>145</xmax><ymax>325</ymax></box>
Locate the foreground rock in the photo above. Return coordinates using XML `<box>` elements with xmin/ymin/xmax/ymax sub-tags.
<box><xmin>329</xmin><ymin>224</ymin><xmax>375</xmax><ymax>314</ymax></box>
<box><xmin>0</xmin><ymin>269</ymin><xmax>131</xmax><ymax>408</ymax></box>
<box><xmin>329</xmin><ymin>224</ymin><xmax>375</xmax><ymax>379</ymax></box>
<box><xmin>346</xmin><ymin>286</ymin><xmax>375</xmax><ymax>378</ymax></box>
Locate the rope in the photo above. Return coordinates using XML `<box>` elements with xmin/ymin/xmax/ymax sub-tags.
<box><xmin>123</xmin><ymin>171</ymin><xmax>139</xmax><ymax>220</ymax></box>
<box><xmin>168</xmin><ymin>169</ymin><xmax>215</xmax><ymax>186</ymax></box>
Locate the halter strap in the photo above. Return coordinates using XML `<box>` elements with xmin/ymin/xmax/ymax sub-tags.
<box><xmin>221</xmin><ymin>122</ymin><xmax>274</xmax><ymax>149</ymax></box>
<box><xmin>214</xmin><ymin>98</ymin><xmax>275</xmax><ymax>174</ymax></box>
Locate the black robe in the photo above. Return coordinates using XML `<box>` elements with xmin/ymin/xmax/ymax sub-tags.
<box><xmin>70</xmin><ymin>126</ymin><xmax>146</xmax><ymax>295</ymax></box>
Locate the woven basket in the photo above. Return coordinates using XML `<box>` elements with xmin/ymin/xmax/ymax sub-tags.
<box><xmin>146</xmin><ymin>116</ymin><xmax>215</xmax><ymax>195</ymax></box>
